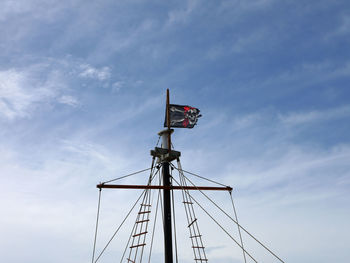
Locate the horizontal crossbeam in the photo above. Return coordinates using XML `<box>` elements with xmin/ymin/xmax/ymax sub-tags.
<box><xmin>97</xmin><ymin>184</ymin><xmax>232</xmax><ymax>191</ymax></box>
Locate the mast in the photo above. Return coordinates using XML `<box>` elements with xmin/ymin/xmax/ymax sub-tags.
<box><xmin>162</xmin><ymin>89</ymin><xmax>173</xmax><ymax>263</ymax></box>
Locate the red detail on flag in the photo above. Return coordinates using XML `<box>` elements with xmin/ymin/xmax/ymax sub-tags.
<box><xmin>183</xmin><ymin>106</ymin><xmax>195</xmax><ymax>127</ymax></box>
<box><xmin>183</xmin><ymin>118</ymin><xmax>189</xmax><ymax>127</ymax></box>
<box><xmin>184</xmin><ymin>106</ymin><xmax>194</xmax><ymax>113</ymax></box>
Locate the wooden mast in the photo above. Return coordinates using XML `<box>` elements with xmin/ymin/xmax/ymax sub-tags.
<box><xmin>163</xmin><ymin>88</ymin><xmax>173</xmax><ymax>263</ymax></box>
<box><xmin>166</xmin><ymin>89</ymin><xmax>171</xmax><ymax>153</ymax></box>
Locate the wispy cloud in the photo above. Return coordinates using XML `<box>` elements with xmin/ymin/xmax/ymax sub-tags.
<box><xmin>90</xmin><ymin>18</ymin><xmax>157</xmax><ymax>59</ymax></box>
<box><xmin>218</xmin><ymin>0</ymin><xmax>276</xmax><ymax>17</ymax></box>
<box><xmin>166</xmin><ymin>0</ymin><xmax>198</xmax><ymax>26</ymax></box>
<box><xmin>278</xmin><ymin>105</ymin><xmax>350</xmax><ymax>125</ymax></box>
<box><xmin>112</xmin><ymin>81</ymin><xmax>125</xmax><ymax>93</ymax></box>
<box><xmin>61</xmin><ymin>140</ymin><xmax>118</xmax><ymax>169</ymax></box>
<box><xmin>337</xmin><ymin>15</ymin><xmax>350</xmax><ymax>35</ymax></box>
<box><xmin>231</xmin><ymin>29</ymin><xmax>268</xmax><ymax>54</ymax></box>
<box><xmin>0</xmin><ymin>57</ymin><xmax>118</xmax><ymax>120</ymax></box>
<box><xmin>0</xmin><ymin>0</ymin><xmax>76</xmax><ymax>22</ymax></box>
<box><xmin>231</xmin><ymin>112</ymin><xmax>263</xmax><ymax>130</ymax></box>
<box><xmin>79</xmin><ymin>63</ymin><xmax>111</xmax><ymax>81</ymax></box>
<box><xmin>0</xmin><ymin>68</ymin><xmax>55</xmax><ymax>120</ymax></box>
<box><xmin>182</xmin><ymin>104</ymin><xmax>350</xmax><ymax>206</ymax></box>
<box><xmin>0</xmin><ymin>138</ymin><xmax>132</xmax><ymax>263</ymax></box>
<box><xmin>326</xmin><ymin>14</ymin><xmax>350</xmax><ymax>38</ymax></box>
<box><xmin>57</xmin><ymin>95</ymin><xmax>79</xmax><ymax>107</ymax></box>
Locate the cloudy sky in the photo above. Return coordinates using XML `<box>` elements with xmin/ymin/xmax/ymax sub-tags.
<box><xmin>1</xmin><ymin>0</ymin><xmax>350</xmax><ymax>262</ymax></box>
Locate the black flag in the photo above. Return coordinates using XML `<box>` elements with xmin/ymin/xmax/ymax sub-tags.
<box><xmin>164</xmin><ymin>104</ymin><xmax>202</xmax><ymax>128</ymax></box>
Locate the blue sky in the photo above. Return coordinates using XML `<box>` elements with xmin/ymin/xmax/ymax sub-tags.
<box><xmin>1</xmin><ymin>0</ymin><xmax>350</xmax><ymax>262</ymax></box>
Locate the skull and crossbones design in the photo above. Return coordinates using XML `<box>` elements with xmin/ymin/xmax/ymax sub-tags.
<box><xmin>169</xmin><ymin>105</ymin><xmax>201</xmax><ymax>128</ymax></box>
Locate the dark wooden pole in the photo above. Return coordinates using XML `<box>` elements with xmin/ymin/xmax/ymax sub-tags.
<box><xmin>164</xmin><ymin>89</ymin><xmax>173</xmax><ymax>263</ymax></box>
<box><xmin>166</xmin><ymin>89</ymin><xmax>171</xmax><ymax>153</ymax></box>
<box><xmin>163</xmin><ymin>161</ymin><xmax>173</xmax><ymax>263</ymax></box>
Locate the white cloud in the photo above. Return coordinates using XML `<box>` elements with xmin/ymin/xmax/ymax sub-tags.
<box><xmin>166</xmin><ymin>0</ymin><xmax>198</xmax><ymax>26</ymax></box>
<box><xmin>332</xmin><ymin>61</ymin><xmax>350</xmax><ymax>77</ymax></box>
<box><xmin>168</xmin><ymin>142</ymin><xmax>350</xmax><ymax>261</ymax></box>
<box><xmin>242</xmin><ymin>0</ymin><xmax>276</xmax><ymax>9</ymax></box>
<box><xmin>86</xmin><ymin>19</ymin><xmax>156</xmax><ymax>59</ymax></box>
<box><xmin>112</xmin><ymin>81</ymin><xmax>124</xmax><ymax>92</ymax></box>
<box><xmin>79</xmin><ymin>63</ymin><xmax>111</xmax><ymax>81</ymax></box>
<box><xmin>0</xmin><ymin>58</ymin><xmax>115</xmax><ymax>120</ymax></box>
<box><xmin>242</xmin><ymin>61</ymin><xmax>350</xmax><ymax>99</ymax></box>
<box><xmin>0</xmin><ymin>0</ymin><xmax>41</xmax><ymax>21</ymax></box>
<box><xmin>0</xmin><ymin>0</ymin><xmax>75</xmax><ymax>22</ymax></box>
<box><xmin>231</xmin><ymin>144</ymin><xmax>350</xmax><ymax>188</ymax></box>
<box><xmin>182</xmin><ymin>106</ymin><xmax>350</xmax><ymax>205</ymax></box>
<box><xmin>337</xmin><ymin>15</ymin><xmax>350</xmax><ymax>35</ymax></box>
<box><xmin>57</xmin><ymin>95</ymin><xmax>79</xmax><ymax>107</ymax></box>
<box><xmin>278</xmin><ymin>105</ymin><xmax>350</xmax><ymax>125</ymax></box>
<box><xmin>61</xmin><ymin>140</ymin><xmax>117</xmax><ymax>168</ymax></box>
<box><xmin>231</xmin><ymin>29</ymin><xmax>267</xmax><ymax>53</ymax></box>
<box><xmin>0</xmin><ymin>138</ymin><xmax>133</xmax><ymax>263</ymax></box>
<box><xmin>231</xmin><ymin>113</ymin><xmax>263</xmax><ymax>130</ymax></box>
<box><xmin>218</xmin><ymin>0</ymin><xmax>276</xmax><ymax>16</ymax></box>
<box><xmin>0</xmin><ymin>69</ymin><xmax>55</xmax><ymax>120</ymax></box>
<box><xmin>325</xmin><ymin>14</ymin><xmax>350</xmax><ymax>39</ymax></box>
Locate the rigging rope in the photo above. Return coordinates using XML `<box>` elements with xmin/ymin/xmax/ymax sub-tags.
<box><xmin>178</xmin><ymin>170</ymin><xmax>199</xmax><ymax>259</ymax></box>
<box><xmin>176</xmin><ymin>160</ymin><xmax>208</xmax><ymax>262</ymax></box>
<box><xmin>159</xmin><ymin>167</ymin><xmax>164</xmax><ymax>225</ymax></box>
<box><xmin>171</xmin><ymin>167</ymin><xmax>179</xmax><ymax>263</ymax></box>
<box><xmin>171</xmin><ymin>176</ymin><xmax>258</xmax><ymax>263</ymax></box>
<box><xmin>229</xmin><ymin>191</ymin><xmax>247</xmax><ymax>263</ymax></box>
<box><xmin>148</xmin><ymin>188</ymin><xmax>161</xmax><ymax>263</ymax></box>
<box><xmin>125</xmin><ymin>158</ymin><xmax>157</xmax><ymax>263</ymax></box>
<box><xmin>120</xmin><ymin>216</ymin><xmax>137</xmax><ymax>263</ymax></box>
<box><xmin>147</xmin><ymin>168</ymin><xmax>161</xmax><ymax>262</ymax></box>
<box><xmin>181</xmin><ymin>173</ymin><xmax>285</xmax><ymax>263</ymax></box>
<box><xmin>171</xmin><ymin>164</ymin><xmax>227</xmax><ymax>187</ymax></box>
<box><xmin>129</xmin><ymin>188</ymin><xmax>151</xmax><ymax>262</ymax></box>
<box><xmin>91</xmin><ymin>188</ymin><xmax>102</xmax><ymax>263</ymax></box>
<box><xmin>145</xmin><ymin>166</ymin><xmax>160</xmax><ymax>262</ymax></box>
<box><xmin>141</xmin><ymin>189</ymin><xmax>152</xmax><ymax>261</ymax></box>
<box><xmin>120</xmin><ymin>163</ymin><xmax>158</xmax><ymax>263</ymax></box>
<box><xmin>94</xmin><ymin>189</ymin><xmax>147</xmax><ymax>263</ymax></box>
<box><xmin>102</xmin><ymin>167</ymin><xmax>153</xmax><ymax>184</ymax></box>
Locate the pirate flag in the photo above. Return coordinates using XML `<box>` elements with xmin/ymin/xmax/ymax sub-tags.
<box><xmin>164</xmin><ymin>104</ymin><xmax>202</xmax><ymax>128</ymax></box>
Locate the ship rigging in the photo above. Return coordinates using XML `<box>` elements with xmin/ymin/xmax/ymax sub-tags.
<box><xmin>91</xmin><ymin>90</ymin><xmax>284</xmax><ymax>263</ymax></box>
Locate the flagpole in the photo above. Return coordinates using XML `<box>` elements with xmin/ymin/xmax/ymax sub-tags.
<box><xmin>166</xmin><ymin>89</ymin><xmax>171</xmax><ymax>153</ymax></box>
<box><xmin>164</xmin><ymin>88</ymin><xmax>173</xmax><ymax>263</ymax></box>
